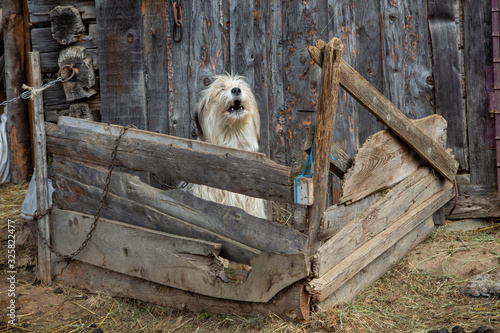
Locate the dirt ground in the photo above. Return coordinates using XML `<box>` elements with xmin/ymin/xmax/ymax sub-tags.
<box><xmin>1</xmin><ymin>182</ymin><xmax>499</xmax><ymax>333</ymax></box>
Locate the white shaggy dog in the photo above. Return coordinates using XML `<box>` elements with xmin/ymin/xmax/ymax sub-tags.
<box><xmin>188</xmin><ymin>74</ymin><xmax>268</xmax><ymax>220</ymax></box>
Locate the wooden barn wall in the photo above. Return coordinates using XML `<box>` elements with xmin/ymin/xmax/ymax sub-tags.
<box><xmin>28</xmin><ymin>0</ymin><xmax>495</xmax><ymax>189</ymax></box>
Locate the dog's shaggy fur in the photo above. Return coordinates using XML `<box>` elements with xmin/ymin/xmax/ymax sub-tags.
<box><xmin>188</xmin><ymin>75</ymin><xmax>267</xmax><ymax>219</ymax></box>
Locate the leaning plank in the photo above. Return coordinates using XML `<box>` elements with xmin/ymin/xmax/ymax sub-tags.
<box><xmin>340</xmin><ymin>115</ymin><xmax>448</xmax><ymax>204</ymax></box>
<box><xmin>53</xmin><ymin>261</ymin><xmax>310</xmax><ymax>321</ymax></box>
<box><xmin>313</xmin><ymin>167</ymin><xmax>451</xmax><ymax>278</ymax></box>
<box><xmin>319</xmin><ymin>192</ymin><xmax>380</xmax><ymax>240</ymax></box>
<box><xmin>46</xmin><ymin>117</ymin><xmax>294</xmax><ymax>203</ymax></box>
<box><xmin>316</xmin><ymin>216</ymin><xmax>434</xmax><ymax>309</ymax></box>
<box><xmin>309</xmin><ymin>40</ymin><xmax>459</xmax><ymax>182</ymax></box>
<box><xmin>52</xmin><ymin>174</ymin><xmax>260</xmax><ymax>265</ymax></box>
<box><xmin>52</xmin><ymin>156</ymin><xmax>308</xmax><ymax>255</ymax></box>
<box><xmin>309</xmin><ymin>181</ymin><xmax>455</xmax><ymax>302</ymax></box>
<box><xmin>51</xmin><ymin>209</ymin><xmax>310</xmax><ymax>303</ymax></box>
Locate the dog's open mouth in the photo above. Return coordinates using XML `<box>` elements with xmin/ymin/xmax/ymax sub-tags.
<box><xmin>228</xmin><ymin>100</ymin><xmax>244</xmax><ymax>113</ymax></box>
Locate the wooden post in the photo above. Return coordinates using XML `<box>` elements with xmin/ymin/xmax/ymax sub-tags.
<box><xmin>28</xmin><ymin>52</ymin><xmax>52</xmax><ymax>284</ymax></box>
<box><xmin>3</xmin><ymin>0</ymin><xmax>31</xmax><ymax>183</ymax></box>
<box><xmin>306</xmin><ymin>38</ymin><xmax>343</xmax><ymax>253</ymax></box>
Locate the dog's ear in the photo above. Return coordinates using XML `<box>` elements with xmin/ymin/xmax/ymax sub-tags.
<box><xmin>193</xmin><ymin>111</ymin><xmax>204</xmax><ymax>141</ymax></box>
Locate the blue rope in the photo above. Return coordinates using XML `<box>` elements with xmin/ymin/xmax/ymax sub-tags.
<box><xmin>294</xmin><ymin>143</ymin><xmax>336</xmax><ymax>204</ymax></box>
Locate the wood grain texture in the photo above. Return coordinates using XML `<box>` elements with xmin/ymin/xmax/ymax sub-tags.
<box><xmin>45</xmin><ymin>118</ymin><xmax>294</xmax><ymax>203</ymax></box>
<box><xmin>96</xmin><ymin>0</ymin><xmax>147</xmax><ymax>129</ymax></box>
<box><xmin>27</xmin><ymin>0</ymin><xmax>96</xmax><ymax>24</ymax></box>
<box><xmin>28</xmin><ymin>52</ymin><xmax>51</xmax><ymax>283</ymax></box>
<box><xmin>340</xmin><ymin>115</ymin><xmax>447</xmax><ymax>204</ymax></box>
<box><xmin>316</xmin><ymin>216</ymin><xmax>434</xmax><ymax>309</ymax></box>
<box><xmin>309</xmin><ymin>40</ymin><xmax>459</xmax><ymax>182</ymax></box>
<box><xmin>51</xmin><ymin>209</ymin><xmax>309</xmax><ymax>303</ymax></box>
<box><xmin>51</xmin><ymin>156</ymin><xmax>308</xmax><ymax>256</ymax></box>
<box><xmin>463</xmin><ymin>0</ymin><xmax>495</xmax><ymax>186</ymax></box>
<box><xmin>306</xmin><ymin>37</ymin><xmax>344</xmax><ymax>253</ymax></box>
<box><xmin>313</xmin><ymin>167</ymin><xmax>451</xmax><ymax>278</ymax></box>
<box><xmin>52</xmin><ymin>174</ymin><xmax>260</xmax><ymax>265</ymax></box>
<box><xmin>54</xmin><ymin>261</ymin><xmax>310</xmax><ymax>321</ymax></box>
<box><xmin>428</xmin><ymin>0</ymin><xmax>468</xmax><ymax>170</ymax></box>
<box><xmin>309</xmin><ymin>179</ymin><xmax>454</xmax><ymax>302</ymax></box>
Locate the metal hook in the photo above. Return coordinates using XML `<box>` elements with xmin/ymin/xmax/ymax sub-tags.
<box><xmin>173</xmin><ymin>1</ymin><xmax>183</xmax><ymax>42</ymax></box>
<box><xmin>57</xmin><ymin>64</ymin><xmax>77</xmax><ymax>83</ymax></box>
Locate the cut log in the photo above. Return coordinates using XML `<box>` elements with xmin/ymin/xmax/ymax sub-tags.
<box><xmin>52</xmin><ymin>174</ymin><xmax>260</xmax><ymax>265</ymax></box>
<box><xmin>51</xmin><ymin>156</ymin><xmax>308</xmax><ymax>256</ymax></box>
<box><xmin>53</xmin><ymin>260</ymin><xmax>310</xmax><ymax>321</ymax></box>
<box><xmin>46</xmin><ymin>117</ymin><xmax>294</xmax><ymax>203</ymax></box>
<box><xmin>315</xmin><ymin>216</ymin><xmax>434</xmax><ymax>309</ymax></box>
<box><xmin>50</xmin><ymin>6</ymin><xmax>85</xmax><ymax>45</ymax></box>
<box><xmin>51</xmin><ymin>209</ymin><xmax>310</xmax><ymax>303</ymax></box>
<box><xmin>309</xmin><ymin>40</ymin><xmax>459</xmax><ymax>182</ymax></box>
<box><xmin>306</xmin><ymin>37</ymin><xmax>344</xmax><ymax>253</ymax></box>
<box><xmin>313</xmin><ymin>167</ymin><xmax>453</xmax><ymax>278</ymax></box>
<box><xmin>340</xmin><ymin>114</ymin><xmax>448</xmax><ymax>204</ymax></box>
<box><xmin>309</xmin><ymin>180</ymin><xmax>455</xmax><ymax>302</ymax></box>
<box><xmin>58</xmin><ymin>46</ymin><xmax>96</xmax><ymax>100</ymax></box>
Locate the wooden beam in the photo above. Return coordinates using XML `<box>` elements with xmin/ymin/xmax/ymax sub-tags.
<box><xmin>53</xmin><ymin>260</ymin><xmax>310</xmax><ymax>321</ymax></box>
<box><xmin>313</xmin><ymin>167</ymin><xmax>452</xmax><ymax>278</ymax></box>
<box><xmin>51</xmin><ymin>209</ymin><xmax>310</xmax><ymax>303</ymax></box>
<box><xmin>315</xmin><ymin>216</ymin><xmax>434</xmax><ymax>309</ymax></box>
<box><xmin>52</xmin><ymin>174</ymin><xmax>260</xmax><ymax>265</ymax></box>
<box><xmin>27</xmin><ymin>52</ymin><xmax>51</xmax><ymax>284</ymax></box>
<box><xmin>46</xmin><ymin>117</ymin><xmax>294</xmax><ymax>203</ymax></box>
<box><xmin>306</xmin><ymin>37</ymin><xmax>344</xmax><ymax>254</ymax></box>
<box><xmin>309</xmin><ymin>40</ymin><xmax>459</xmax><ymax>182</ymax></box>
<box><xmin>303</xmin><ymin>125</ymin><xmax>353</xmax><ymax>179</ymax></box>
<box><xmin>3</xmin><ymin>0</ymin><xmax>31</xmax><ymax>183</ymax></box>
<box><xmin>51</xmin><ymin>156</ymin><xmax>309</xmax><ymax>256</ymax></box>
<box><xmin>340</xmin><ymin>115</ymin><xmax>448</xmax><ymax>204</ymax></box>
<box><xmin>309</xmin><ymin>180</ymin><xmax>455</xmax><ymax>302</ymax></box>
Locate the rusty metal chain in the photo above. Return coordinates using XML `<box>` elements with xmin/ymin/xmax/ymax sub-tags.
<box><xmin>172</xmin><ymin>1</ymin><xmax>183</xmax><ymax>42</ymax></box>
<box><xmin>32</xmin><ymin>125</ymin><xmax>133</xmax><ymax>260</ymax></box>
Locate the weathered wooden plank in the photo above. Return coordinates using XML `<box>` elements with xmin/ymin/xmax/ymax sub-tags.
<box><xmin>313</xmin><ymin>167</ymin><xmax>451</xmax><ymax>278</ymax></box>
<box><xmin>142</xmin><ymin>0</ymin><xmax>169</xmax><ymax>135</ymax></box>
<box><xmin>52</xmin><ymin>174</ymin><xmax>260</xmax><ymax>265</ymax></box>
<box><xmin>4</xmin><ymin>1</ymin><xmax>31</xmax><ymax>183</ymax></box>
<box><xmin>54</xmin><ymin>261</ymin><xmax>310</xmax><ymax>321</ymax></box>
<box><xmin>303</xmin><ymin>125</ymin><xmax>353</xmax><ymax>179</ymax></box>
<box><xmin>309</xmin><ymin>40</ymin><xmax>459</xmax><ymax>182</ymax></box>
<box><xmin>95</xmin><ymin>0</ymin><xmax>147</xmax><ymax>129</ymax></box>
<box><xmin>319</xmin><ymin>192</ymin><xmax>380</xmax><ymax>241</ymax></box>
<box><xmin>306</xmin><ymin>38</ymin><xmax>344</xmax><ymax>253</ymax></box>
<box><xmin>428</xmin><ymin>0</ymin><xmax>468</xmax><ymax>170</ymax></box>
<box><xmin>46</xmin><ymin>118</ymin><xmax>294</xmax><ymax>203</ymax></box>
<box><xmin>463</xmin><ymin>0</ymin><xmax>495</xmax><ymax>186</ymax></box>
<box><xmin>27</xmin><ymin>0</ymin><xmax>96</xmax><ymax>24</ymax></box>
<box><xmin>52</xmin><ymin>209</ymin><xmax>309</xmax><ymax>303</ymax></box>
<box><xmin>51</xmin><ymin>156</ymin><xmax>309</xmax><ymax>256</ymax></box>
<box><xmin>40</xmin><ymin>49</ymin><xmax>99</xmax><ymax>73</ymax></box>
<box><xmin>31</xmin><ymin>26</ymin><xmax>98</xmax><ymax>53</ymax></box>
<box><xmin>316</xmin><ymin>216</ymin><xmax>434</xmax><ymax>309</ymax></box>
<box><xmin>27</xmin><ymin>52</ymin><xmax>51</xmax><ymax>283</ymax></box>
<box><xmin>309</xmin><ymin>180</ymin><xmax>455</xmax><ymax>302</ymax></box>
<box><xmin>340</xmin><ymin>115</ymin><xmax>448</xmax><ymax>204</ymax></box>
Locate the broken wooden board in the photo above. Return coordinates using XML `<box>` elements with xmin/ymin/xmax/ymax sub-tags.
<box><xmin>340</xmin><ymin>114</ymin><xmax>448</xmax><ymax>204</ymax></box>
<box><xmin>52</xmin><ymin>174</ymin><xmax>260</xmax><ymax>265</ymax></box>
<box><xmin>51</xmin><ymin>209</ymin><xmax>310</xmax><ymax>303</ymax></box>
<box><xmin>53</xmin><ymin>260</ymin><xmax>310</xmax><ymax>321</ymax></box>
<box><xmin>313</xmin><ymin>167</ymin><xmax>453</xmax><ymax>278</ymax></box>
<box><xmin>46</xmin><ymin>117</ymin><xmax>295</xmax><ymax>203</ymax></box>
<box><xmin>309</xmin><ymin>179</ymin><xmax>455</xmax><ymax>302</ymax></box>
<box><xmin>52</xmin><ymin>156</ymin><xmax>309</xmax><ymax>256</ymax></box>
<box><xmin>309</xmin><ymin>40</ymin><xmax>459</xmax><ymax>182</ymax></box>
<box><xmin>315</xmin><ymin>216</ymin><xmax>434</xmax><ymax>309</ymax></box>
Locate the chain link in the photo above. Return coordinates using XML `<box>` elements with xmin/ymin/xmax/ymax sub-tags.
<box><xmin>0</xmin><ymin>77</ymin><xmax>64</xmax><ymax>107</ymax></box>
<box><xmin>32</xmin><ymin>125</ymin><xmax>133</xmax><ymax>260</ymax></box>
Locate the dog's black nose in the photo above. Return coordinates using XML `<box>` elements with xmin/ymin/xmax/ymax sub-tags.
<box><xmin>231</xmin><ymin>87</ymin><xmax>242</xmax><ymax>96</ymax></box>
